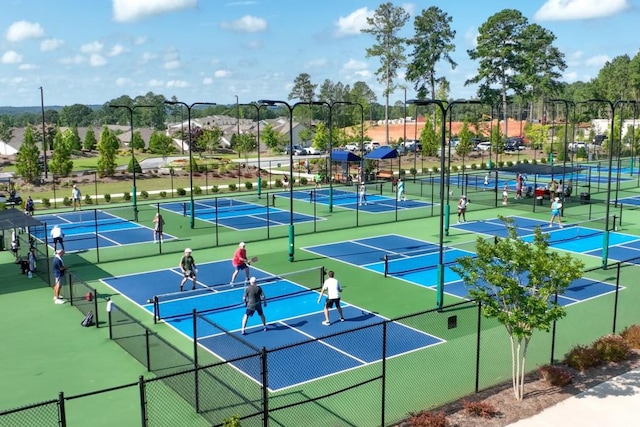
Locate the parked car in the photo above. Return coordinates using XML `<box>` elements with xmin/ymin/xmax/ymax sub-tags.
<box><xmin>305</xmin><ymin>146</ymin><xmax>323</xmax><ymax>155</ymax></box>
<box><xmin>284</xmin><ymin>145</ymin><xmax>307</xmax><ymax>155</ymax></box>
<box><xmin>593</xmin><ymin>134</ymin><xmax>607</xmax><ymax>145</ymax></box>
<box><xmin>344</xmin><ymin>143</ymin><xmax>359</xmax><ymax>151</ymax></box>
<box><xmin>476</xmin><ymin>141</ymin><xmax>492</xmax><ymax>151</ymax></box>
<box><xmin>568</xmin><ymin>142</ymin><xmax>587</xmax><ymax>152</ymax></box>
<box><xmin>504</xmin><ymin>137</ymin><xmax>526</xmax><ymax>152</ymax></box>
<box><xmin>0</xmin><ymin>190</ymin><xmax>22</xmax><ymax>207</ymax></box>
<box><xmin>365</xmin><ymin>141</ymin><xmax>381</xmax><ymax>152</ymax></box>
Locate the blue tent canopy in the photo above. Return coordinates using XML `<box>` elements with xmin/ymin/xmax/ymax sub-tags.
<box><xmin>364</xmin><ymin>146</ymin><xmax>398</xmax><ymax>159</ymax></box>
<box><xmin>331</xmin><ymin>150</ymin><xmax>362</xmax><ymax>162</ymax></box>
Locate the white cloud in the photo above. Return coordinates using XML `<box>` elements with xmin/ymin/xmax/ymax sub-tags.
<box><xmin>247</xmin><ymin>40</ymin><xmax>263</xmax><ymax>49</ymax></box>
<box><xmin>342</xmin><ymin>59</ymin><xmax>367</xmax><ymax>71</ymax></box>
<box><xmin>6</xmin><ymin>21</ymin><xmax>44</xmax><ymax>42</ymax></box>
<box><xmin>166</xmin><ymin>80</ymin><xmax>189</xmax><ymax>88</ymax></box>
<box><xmin>335</xmin><ymin>7</ymin><xmax>372</xmax><ymax>37</ymax></box>
<box><xmin>41</xmin><ymin>38</ymin><xmax>64</xmax><ymax>51</ymax></box>
<box><xmin>90</xmin><ymin>54</ymin><xmax>107</xmax><ymax>67</ymax></box>
<box><xmin>81</xmin><ymin>41</ymin><xmax>104</xmax><ymax>54</ymax></box>
<box><xmin>202</xmin><ymin>77</ymin><xmax>213</xmax><ymax>85</ymax></box>
<box><xmin>19</xmin><ymin>64</ymin><xmax>36</xmax><ymax>70</ymax></box>
<box><xmin>60</xmin><ymin>55</ymin><xmax>85</xmax><ymax>65</ymax></box>
<box><xmin>585</xmin><ymin>54</ymin><xmax>610</xmax><ymax>67</ymax></box>
<box><xmin>1</xmin><ymin>50</ymin><xmax>23</xmax><ymax>64</ymax></box>
<box><xmin>140</xmin><ymin>52</ymin><xmax>157</xmax><ymax>63</ymax></box>
<box><xmin>214</xmin><ymin>69</ymin><xmax>230</xmax><ymax>78</ymax></box>
<box><xmin>464</xmin><ymin>27</ymin><xmax>479</xmax><ymax>48</ymax></box>
<box><xmin>115</xmin><ymin>77</ymin><xmax>133</xmax><ymax>86</ymax></box>
<box><xmin>134</xmin><ymin>36</ymin><xmax>147</xmax><ymax>45</ymax></box>
<box><xmin>221</xmin><ymin>15</ymin><xmax>267</xmax><ymax>32</ymax></box>
<box><xmin>108</xmin><ymin>44</ymin><xmax>127</xmax><ymax>56</ymax></box>
<box><xmin>304</xmin><ymin>58</ymin><xmax>328</xmax><ymax>69</ymax></box>
<box><xmin>564</xmin><ymin>71</ymin><xmax>579</xmax><ymax>82</ymax></box>
<box><xmin>112</xmin><ymin>0</ymin><xmax>197</xmax><ymax>23</ymax></box>
<box><xmin>164</xmin><ymin>60</ymin><xmax>181</xmax><ymax>69</ymax></box>
<box><xmin>148</xmin><ymin>79</ymin><xmax>164</xmax><ymax>87</ymax></box>
<box><xmin>534</xmin><ymin>0</ymin><xmax>631</xmax><ymax>21</ymax></box>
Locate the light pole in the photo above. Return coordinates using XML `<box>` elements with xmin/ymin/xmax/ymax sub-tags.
<box><xmin>407</xmin><ymin>98</ymin><xmax>448</xmax><ymax>310</ymax></box>
<box><xmin>257</xmin><ymin>99</ymin><xmax>298</xmax><ymax>261</ymax></box>
<box><xmin>39</xmin><ymin>87</ymin><xmax>48</xmax><ymax>179</ymax></box>
<box><xmin>109</xmin><ymin>104</ymin><xmax>153</xmax><ymax>221</ymax></box>
<box><xmin>550</xmin><ymin>99</ymin><xmax>574</xmax><ymax>206</ymax></box>
<box><xmin>235</xmin><ymin>95</ymin><xmax>240</xmax><ymax>158</ymax></box>
<box><xmin>587</xmin><ymin>98</ymin><xmax>624</xmax><ymax>268</ymax></box>
<box><xmin>239</xmin><ymin>103</ymin><xmax>262</xmax><ymax>196</ymax></box>
<box><xmin>164</xmin><ymin>100</ymin><xmax>217</xmax><ymax>229</ymax></box>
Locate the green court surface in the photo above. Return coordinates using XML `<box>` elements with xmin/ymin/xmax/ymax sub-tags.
<box><xmin>3</xmin><ymin>174</ymin><xmax>640</xmax><ymax>426</ymax></box>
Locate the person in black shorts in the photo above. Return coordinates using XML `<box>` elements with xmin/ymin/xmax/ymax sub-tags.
<box><xmin>178</xmin><ymin>248</ymin><xmax>197</xmax><ymax>291</ymax></box>
<box><xmin>241</xmin><ymin>277</ymin><xmax>268</xmax><ymax>335</ymax></box>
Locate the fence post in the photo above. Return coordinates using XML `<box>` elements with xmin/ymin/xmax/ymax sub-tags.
<box><xmin>612</xmin><ymin>261</ymin><xmax>622</xmax><ymax>334</ymax></box>
<box><xmin>261</xmin><ymin>347</ymin><xmax>268</xmax><ymax>427</ymax></box>
<box><xmin>145</xmin><ymin>329</ymin><xmax>151</xmax><ymax>371</ymax></box>
<box><xmin>57</xmin><ymin>392</ymin><xmax>66</xmax><ymax>427</ymax></box>
<box><xmin>193</xmin><ymin>309</ymin><xmax>200</xmax><ymax>414</ymax></box>
<box><xmin>381</xmin><ymin>321</ymin><xmax>387</xmax><ymax>427</ymax></box>
<box><xmin>93</xmin><ymin>288</ymin><xmax>99</xmax><ymax>328</ymax></box>
<box><xmin>475</xmin><ymin>300</ymin><xmax>482</xmax><ymax>393</ymax></box>
<box><xmin>550</xmin><ymin>292</ymin><xmax>559</xmax><ymax>365</ymax></box>
<box><xmin>138</xmin><ymin>376</ymin><xmax>148</xmax><ymax>427</ymax></box>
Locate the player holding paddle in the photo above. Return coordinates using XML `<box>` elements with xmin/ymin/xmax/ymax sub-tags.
<box><xmin>549</xmin><ymin>197</ymin><xmax>563</xmax><ymax>228</ymax></box>
<box><xmin>179</xmin><ymin>248</ymin><xmax>198</xmax><ymax>291</ymax></box>
<box><xmin>230</xmin><ymin>242</ymin><xmax>258</xmax><ymax>286</ymax></box>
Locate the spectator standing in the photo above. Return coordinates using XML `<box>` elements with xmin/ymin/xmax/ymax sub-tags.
<box><xmin>28</xmin><ymin>247</ymin><xmax>37</xmax><ymax>278</ymax></box>
<box><xmin>230</xmin><ymin>242</ymin><xmax>251</xmax><ymax>286</ymax></box>
<box><xmin>10</xmin><ymin>229</ymin><xmax>19</xmax><ymax>258</ymax></box>
<box><xmin>153</xmin><ymin>212</ymin><xmax>165</xmax><ymax>244</ymax></box>
<box><xmin>25</xmin><ymin>196</ymin><xmax>35</xmax><ymax>216</ymax></box>
<box><xmin>72</xmin><ymin>185</ymin><xmax>82</xmax><ymax>211</ymax></box>
<box><xmin>52</xmin><ymin>249</ymin><xmax>66</xmax><ymax>304</ymax></box>
<box><xmin>241</xmin><ymin>277</ymin><xmax>268</xmax><ymax>335</ymax></box>
<box><xmin>51</xmin><ymin>224</ymin><xmax>65</xmax><ymax>251</ymax></box>
<box><xmin>317</xmin><ymin>270</ymin><xmax>345</xmax><ymax>325</ymax></box>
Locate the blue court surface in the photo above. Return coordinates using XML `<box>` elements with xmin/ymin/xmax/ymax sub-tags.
<box><xmin>303</xmin><ymin>233</ymin><xmax>622</xmax><ymax>307</ymax></box>
<box><xmin>160</xmin><ymin>198</ymin><xmax>318</xmax><ymax>230</ymax></box>
<box><xmin>34</xmin><ymin>211</ymin><xmax>173</xmax><ymax>252</ymax></box>
<box><xmin>451</xmin><ymin>216</ymin><xmax>640</xmax><ymax>260</ymax></box>
<box><xmin>101</xmin><ymin>260</ymin><xmax>443</xmax><ymax>391</ymax></box>
<box><xmin>617</xmin><ymin>195</ymin><xmax>640</xmax><ymax>207</ymax></box>
<box><xmin>284</xmin><ymin>188</ymin><xmax>433</xmax><ymax>213</ymax></box>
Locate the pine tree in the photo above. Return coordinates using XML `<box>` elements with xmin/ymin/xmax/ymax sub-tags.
<box><xmin>16</xmin><ymin>126</ymin><xmax>42</xmax><ymax>183</ymax></box>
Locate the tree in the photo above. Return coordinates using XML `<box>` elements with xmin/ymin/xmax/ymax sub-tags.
<box><xmin>235</xmin><ymin>133</ymin><xmax>257</xmax><ymax>162</ymax></box>
<box><xmin>419</xmin><ymin>117</ymin><xmax>438</xmax><ymax>157</ymax></box>
<box><xmin>148</xmin><ymin>131</ymin><xmax>175</xmax><ymax>158</ymax></box>
<box><xmin>0</xmin><ymin>121</ymin><xmax>14</xmax><ymax>143</ymax></box>
<box><xmin>97</xmin><ymin>126</ymin><xmax>118</xmax><ymax>177</ymax></box>
<box><xmin>69</xmin><ymin>125</ymin><xmax>82</xmax><ymax>151</ymax></box>
<box><xmin>451</xmin><ymin>217</ymin><xmax>584</xmax><ymax>401</ymax></box>
<box><xmin>312</xmin><ymin>121</ymin><xmax>329</xmax><ymax>152</ymax></box>
<box><xmin>59</xmin><ymin>103</ymin><xmax>95</xmax><ymax>126</ymax></box>
<box><xmin>288</xmin><ymin>73</ymin><xmax>317</xmax><ymax>103</ymax></box>
<box><xmin>131</xmin><ymin>131</ymin><xmax>145</xmax><ymax>151</ymax></box>
<box><xmin>16</xmin><ymin>126</ymin><xmax>41</xmax><ymax>183</ymax></box>
<box><xmin>456</xmin><ymin>119</ymin><xmax>473</xmax><ymax>159</ymax></box>
<box><xmin>406</xmin><ymin>6</ymin><xmax>457</xmax><ymax>100</ymax></box>
<box><xmin>84</xmin><ymin>126</ymin><xmax>97</xmax><ymax>151</ymax></box>
<box><xmin>197</xmin><ymin>127</ymin><xmax>223</xmax><ymax>156</ymax></box>
<box><xmin>467</xmin><ymin>9</ymin><xmax>529</xmax><ymax>138</ymax></box>
<box><xmin>127</xmin><ymin>156</ymin><xmax>142</xmax><ymax>174</ymax></box>
<box><xmin>48</xmin><ymin>129</ymin><xmax>74</xmax><ymax>177</ymax></box>
<box><xmin>362</xmin><ymin>2</ymin><xmax>410</xmax><ymax>146</ymax></box>
<box><xmin>261</xmin><ymin>123</ymin><xmax>284</xmax><ymax>153</ymax></box>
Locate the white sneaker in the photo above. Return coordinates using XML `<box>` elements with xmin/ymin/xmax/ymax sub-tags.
<box><xmin>322</xmin><ymin>321</ymin><xmax>330</xmax><ymax>326</ymax></box>
<box><xmin>54</xmin><ymin>298</ymin><xmax>65</xmax><ymax>304</ymax></box>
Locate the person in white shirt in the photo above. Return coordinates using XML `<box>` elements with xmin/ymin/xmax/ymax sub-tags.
<box><xmin>72</xmin><ymin>185</ymin><xmax>82</xmax><ymax>211</ymax></box>
<box><xmin>457</xmin><ymin>195</ymin><xmax>469</xmax><ymax>223</ymax></box>
<box><xmin>51</xmin><ymin>225</ymin><xmax>65</xmax><ymax>251</ymax></box>
<box><xmin>317</xmin><ymin>270</ymin><xmax>345</xmax><ymax>325</ymax></box>
<box><xmin>359</xmin><ymin>182</ymin><xmax>368</xmax><ymax>206</ymax></box>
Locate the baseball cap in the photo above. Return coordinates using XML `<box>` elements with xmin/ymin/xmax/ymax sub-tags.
<box><xmin>554</xmin><ymin>197</ymin><xmax>560</xmax><ymax>201</ymax></box>
<box><xmin>184</xmin><ymin>248</ymin><xmax>192</xmax><ymax>253</ymax></box>
<box><xmin>249</xmin><ymin>277</ymin><xmax>256</xmax><ymax>285</ymax></box>
<box><xmin>239</xmin><ymin>242</ymin><xmax>245</xmax><ymax>247</ymax></box>
<box><xmin>462</xmin><ymin>195</ymin><xmax>467</xmax><ymax>198</ymax></box>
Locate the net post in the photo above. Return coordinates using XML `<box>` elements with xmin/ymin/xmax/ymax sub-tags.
<box><xmin>612</xmin><ymin>215</ymin><xmax>617</xmax><ymax>232</ymax></box>
<box><xmin>320</xmin><ymin>266</ymin><xmax>326</xmax><ymax>285</ymax></box>
<box><xmin>153</xmin><ymin>296</ymin><xmax>159</xmax><ymax>324</ymax></box>
<box><xmin>182</xmin><ymin>202</ymin><xmax>187</xmax><ymax>217</ymax></box>
<box><xmin>383</xmin><ymin>255</ymin><xmax>389</xmax><ymax>278</ymax></box>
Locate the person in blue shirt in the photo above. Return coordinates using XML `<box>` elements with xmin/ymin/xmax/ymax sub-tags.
<box><xmin>52</xmin><ymin>249</ymin><xmax>66</xmax><ymax>304</ymax></box>
<box><xmin>549</xmin><ymin>197</ymin><xmax>563</xmax><ymax>228</ymax></box>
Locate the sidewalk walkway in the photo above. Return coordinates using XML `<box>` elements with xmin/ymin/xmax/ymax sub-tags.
<box><xmin>507</xmin><ymin>367</ymin><xmax>640</xmax><ymax>426</ymax></box>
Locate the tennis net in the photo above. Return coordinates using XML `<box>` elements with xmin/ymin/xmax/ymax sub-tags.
<box><xmin>190</xmin><ymin>198</ymin><xmax>267</xmax><ymax>215</ymax></box>
<box><xmin>543</xmin><ymin>216</ymin><xmax>607</xmax><ymax>245</ymax></box>
<box><xmin>154</xmin><ymin>266</ymin><xmax>325</xmax><ymax>322</ymax></box>
<box><xmin>383</xmin><ymin>240</ymin><xmax>481</xmax><ymax>278</ymax></box>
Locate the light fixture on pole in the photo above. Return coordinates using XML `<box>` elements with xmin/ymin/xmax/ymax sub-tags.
<box><xmin>407</xmin><ymin>98</ymin><xmax>448</xmax><ymax>310</ymax></box>
<box><xmin>239</xmin><ymin>103</ymin><xmax>262</xmax><ymax>196</ymax></box>
<box><xmin>109</xmin><ymin>104</ymin><xmax>154</xmax><ymax>222</ymax></box>
<box><xmin>257</xmin><ymin>99</ymin><xmax>298</xmax><ymax>261</ymax></box>
<box><xmin>550</xmin><ymin>99</ymin><xmax>574</xmax><ymax>208</ymax></box>
<box><xmin>164</xmin><ymin>100</ymin><xmax>217</xmax><ymax>229</ymax></box>
<box><xmin>235</xmin><ymin>95</ymin><xmax>240</xmax><ymax>158</ymax></box>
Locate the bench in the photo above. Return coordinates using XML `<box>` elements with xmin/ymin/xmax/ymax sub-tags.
<box><xmin>376</xmin><ymin>170</ymin><xmax>394</xmax><ymax>180</ymax></box>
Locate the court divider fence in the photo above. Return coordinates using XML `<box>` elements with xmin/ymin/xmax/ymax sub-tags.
<box><xmin>3</xmin><ymin>254</ymin><xmax>640</xmax><ymax>426</ymax></box>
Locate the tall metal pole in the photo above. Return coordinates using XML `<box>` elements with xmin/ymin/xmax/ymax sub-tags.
<box><xmin>550</xmin><ymin>99</ymin><xmax>572</xmax><ymax>206</ymax></box>
<box><xmin>165</xmin><ymin>101</ymin><xmax>217</xmax><ymax>229</ymax></box>
<box><xmin>235</xmin><ymin>95</ymin><xmax>240</xmax><ymax>158</ymax></box>
<box><xmin>239</xmin><ymin>103</ymin><xmax>262</xmax><ymax>196</ymax></box>
<box><xmin>109</xmin><ymin>104</ymin><xmax>154</xmax><ymax>221</ymax></box>
<box><xmin>407</xmin><ymin>99</ymin><xmax>447</xmax><ymax>309</ymax></box>
<box><xmin>258</xmin><ymin>99</ymin><xmax>298</xmax><ymax>261</ymax></box>
<box><xmin>39</xmin><ymin>87</ymin><xmax>48</xmax><ymax>179</ymax></box>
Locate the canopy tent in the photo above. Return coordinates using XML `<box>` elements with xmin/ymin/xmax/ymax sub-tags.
<box><xmin>330</xmin><ymin>150</ymin><xmax>362</xmax><ymax>162</ymax></box>
<box><xmin>364</xmin><ymin>146</ymin><xmax>399</xmax><ymax>181</ymax></box>
<box><xmin>330</xmin><ymin>150</ymin><xmax>362</xmax><ymax>183</ymax></box>
<box><xmin>364</xmin><ymin>146</ymin><xmax>398</xmax><ymax>160</ymax></box>
<box><xmin>497</xmin><ymin>163</ymin><xmax>585</xmax><ymax>176</ymax></box>
<box><xmin>0</xmin><ymin>209</ymin><xmax>42</xmax><ymax>231</ymax></box>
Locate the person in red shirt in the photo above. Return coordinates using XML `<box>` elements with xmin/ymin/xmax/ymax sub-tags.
<box><xmin>230</xmin><ymin>242</ymin><xmax>251</xmax><ymax>286</ymax></box>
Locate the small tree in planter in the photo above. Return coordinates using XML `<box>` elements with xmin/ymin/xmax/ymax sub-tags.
<box><xmin>63</xmin><ymin>196</ymin><xmax>72</xmax><ymax>206</ymax></box>
<box><xmin>159</xmin><ymin>191</ymin><xmax>167</xmax><ymax>198</ymax></box>
<box><xmin>104</xmin><ymin>194</ymin><xmax>111</xmax><ymax>203</ymax></box>
<box><xmin>228</xmin><ymin>183</ymin><xmax>237</xmax><ymax>192</ymax></box>
<box><xmin>177</xmin><ymin>188</ymin><xmax>187</xmax><ymax>196</ymax></box>
<box><xmin>141</xmin><ymin>190</ymin><xmax>149</xmax><ymax>199</ymax></box>
<box><xmin>410</xmin><ymin>168</ymin><xmax>417</xmax><ymax>180</ymax></box>
<box><xmin>211</xmin><ymin>185</ymin><xmax>219</xmax><ymax>193</ymax></box>
<box><xmin>123</xmin><ymin>192</ymin><xmax>131</xmax><ymax>201</ymax></box>
<box><xmin>42</xmin><ymin>198</ymin><xmax>51</xmax><ymax>208</ymax></box>
<box><xmin>84</xmin><ymin>194</ymin><xmax>93</xmax><ymax>205</ymax></box>
<box><xmin>193</xmin><ymin>186</ymin><xmax>202</xmax><ymax>196</ymax></box>
<box><xmin>245</xmin><ymin>181</ymin><xmax>253</xmax><ymax>190</ymax></box>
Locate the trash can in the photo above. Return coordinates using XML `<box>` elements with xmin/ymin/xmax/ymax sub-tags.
<box><xmin>580</xmin><ymin>192</ymin><xmax>590</xmax><ymax>204</ymax></box>
<box><xmin>536</xmin><ymin>196</ymin><xmax>543</xmax><ymax>206</ymax></box>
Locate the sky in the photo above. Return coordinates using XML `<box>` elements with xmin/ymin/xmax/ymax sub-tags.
<box><xmin>0</xmin><ymin>0</ymin><xmax>638</xmax><ymax>108</ymax></box>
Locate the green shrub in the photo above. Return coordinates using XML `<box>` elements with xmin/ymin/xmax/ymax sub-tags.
<box><xmin>245</xmin><ymin>181</ymin><xmax>253</xmax><ymax>190</ymax></box>
<box><xmin>451</xmin><ymin>165</ymin><xmax>459</xmax><ymax>172</ymax></box>
<box><xmin>300</xmin><ymin>177</ymin><xmax>307</xmax><ymax>185</ymax></box>
<box><xmin>177</xmin><ymin>188</ymin><xmax>187</xmax><ymax>196</ymax></box>
<box><xmin>523</xmin><ymin>158</ymin><xmax>529</xmax><ymax>164</ymax></box>
<box><xmin>621</xmin><ymin>324</ymin><xmax>640</xmax><ymax>348</ymax></box>
<box><xmin>141</xmin><ymin>190</ymin><xmax>149</xmax><ymax>199</ymax></box>
<box><xmin>159</xmin><ymin>191</ymin><xmax>167</xmax><ymax>198</ymax></box>
<box><xmin>275</xmin><ymin>179</ymin><xmax>283</xmax><ymax>188</ymax></box>
<box><xmin>42</xmin><ymin>198</ymin><xmax>51</xmax><ymax>208</ymax></box>
<box><xmin>538</xmin><ymin>364</ymin><xmax>573</xmax><ymax>387</ymax></box>
<box><xmin>104</xmin><ymin>194</ymin><xmax>111</xmax><ymax>203</ymax></box>
<box><xmin>540</xmin><ymin>158</ymin><xmax>548</xmax><ymax>163</ymax></box>
<box><xmin>462</xmin><ymin>400</ymin><xmax>499</xmax><ymax>418</ymax></box>
<box><xmin>470</xmin><ymin>163</ymin><xmax>477</xmax><ymax>170</ymax></box>
<box><xmin>593</xmin><ymin>335</ymin><xmax>630</xmax><ymax>362</ymax></box>
<box><xmin>399</xmin><ymin>169</ymin><xmax>406</xmax><ymax>176</ymax></box>
<box><xmin>228</xmin><ymin>183</ymin><xmax>237</xmax><ymax>192</ymax></box>
<box><xmin>432</xmin><ymin>167</ymin><xmax>439</xmax><ymax>173</ymax></box>
<box><xmin>480</xmin><ymin>162</ymin><xmax>487</xmax><ymax>169</ymax></box>
<box><xmin>211</xmin><ymin>185</ymin><xmax>219</xmax><ymax>193</ymax></box>
<box><xmin>123</xmin><ymin>192</ymin><xmax>131</xmax><ymax>201</ymax></box>
<box><xmin>222</xmin><ymin>414</ymin><xmax>242</xmax><ymax>427</ymax></box>
<box><xmin>193</xmin><ymin>186</ymin><xmax>202</xmax><ymax>196</ymax></box>
<box><xmin>406</xmin><ymin>410</ymin><xmax>450</xmax><ymax>427</ymax></box>
<box><xmin>410</xmin><ymin>167</ymin><xmax>417</xmax><ymax>176</ymax></box>
<box><xmin>63</xmin><ymin>196</ymin><xmax>72</xmax><ymax>206</ymax></box>
<box><xmin>497</xmin><ymin>161</ymin><xmax>504</xmax><ymax>167</ymax></box>
<box><xmin>506</xmin><ymin>161</ymin><xmax>513</xmax><ymax>167</ymax></box>
<box><xmin>84</xmin><ymin>194</ymin><xmax>93</xmax><ymax>205</ymax></box>
<box><xmin>260</xmin><ymin>179</ymin><xmax>268</xmax><ymax>189</ymax></box>
<box><xmin>564</xmin><ymin>344</ymin><xmax>601</xmax><ymax>371</ymax></box>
